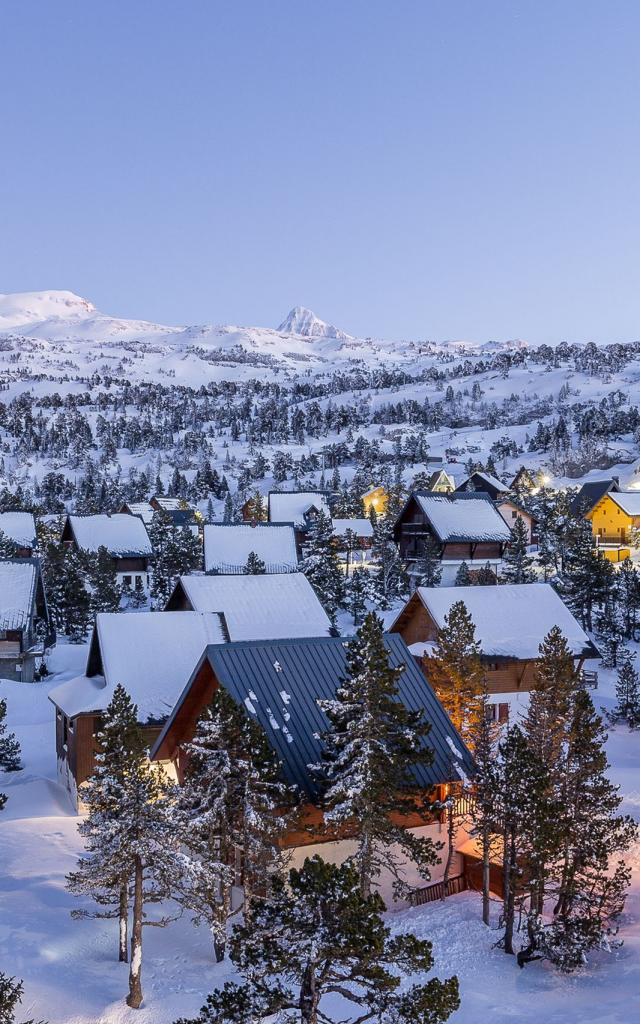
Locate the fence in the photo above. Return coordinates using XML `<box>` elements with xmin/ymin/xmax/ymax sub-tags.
<box><xmin>411</xmin><ymin>873</ymin><xmax>468</xmax><ymax>906</ymax></box>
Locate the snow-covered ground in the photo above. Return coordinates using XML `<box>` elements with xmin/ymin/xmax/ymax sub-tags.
<box><xmin>1</xmin><ymin>646</ymin><xmax>638</xmax><ymax>1023</ymax></box>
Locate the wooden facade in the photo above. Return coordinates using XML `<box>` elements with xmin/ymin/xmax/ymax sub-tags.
<box><xmin>0</xmin><ymin>560</ymin><xmax>54</xmax><ymax>682</ymax></box>
<box><xmin>394</xmin><ymin>494</ymin><xmax>506</xmax><ymax>564</ymax></box>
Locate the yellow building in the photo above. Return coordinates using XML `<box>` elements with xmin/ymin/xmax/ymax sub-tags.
<box><xmin>587</xmin><ymin>491</ymin><xmax>640</xmax><ymax>558</ymax></box>
<box><xmin>362</xmin><ymin>485</ymin><xmax>388</xmax><ymax>516</ymax></box>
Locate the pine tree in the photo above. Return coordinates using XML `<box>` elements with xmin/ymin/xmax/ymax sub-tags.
<box><xmin>314</xmin><ymin>613</ymin><xmax>439</xmax><ymax>900</ymax></box>
<box><xmin>469</xmin><ymin>694</ymin><xmax>499</xmax><ymax>925</ymax></box>
<box><xmin>501</xmin><ymin>516</ymin><xmax>536</xmax><ymax>584</ymax></box>
<box><xmin>369</xmin><ymin>513</ymin><xmax>408</xmax><ymax>610</ymax></box>
<box><xmin>243</xmin><ymin>550</ymin><xmax>266</xmax><ymax>575</ymax></box>
<box><xmin>243</xmin><ymin>490</ymin><xmax>266</xmax><ymax>521</ymax></box>
<box><xmin>149</xmin><ymin>510</ymin><xmax>202</xmax><ymax>608</ymax></box>
<box><xmin>595</xmin><ymin>601</ymin><xmax>625</xmax><ymax>668</ymax></box>
<box><xmin>0</xmin><ymin>698</ymin><xmax>22</xmax><ymax>773</ymax></box>
<box><xmin>415</xmin><ymin>534</ymin><xmax>442</xmax><ymax>588</ymax></box>
<box><xmin>426</xmin><ymin>600</ymin><xmax>484</xmax><ymax>749</ymax></box>
<box><xmin>0</xmin><ymin>973</ymin><xmax>45</xmax><ymax>1024</ymax></box>
<box><xmin>0</xmin><ymin>529</ymin><xmax>18</xmax><ymax>559</ymax></box>
<box><xmin>173</xmin><ymin>688</ymin><xmax>296</xmax><ymax>959</ymax></box>
<box><xmin>175</xmin><ymin>856</ymin><xmax>460</xmax><ymax>1024</ymax></box>
<box><xmin>59</xmin><ymin>550</ymin><xmax>92</xmax><ymax>642</ymax></box>
<box><xmin>86</xmin><ymin>545</ymin><xmax>121</xmax><ymax>614</ymax></box>
<box><xmin>563</xmin><ymin>520</ymin><xmax>613</xmax><ymax>631</ymax></box>
<box><xmin>616</xmin><ymin>558</ymin><xmax>640</xmax><ymax>639</ymax></box>
<box><xmin>299</xmin><ymin>509</ymin><xmax>344</xmax><ymax>626</ymax></box>
<box><xmin>454</xmin><ymin>561</ymin><xmax>471</xmax><ymax>586</ymax></box>
<box><xmin>222</xmin><ymin>492</ymin><xmax>233</xmax><ymax>524</ymax></box>
<box><xmin>476</xmin><ymin>561</ymin><xmax>496</xmax><ymax>585</ymax></box>
<box><xmin>347</xmin><ymin>566</ymin><xmax>369</xmax><ymax>625</ymax></box>
<box><xmin>612</xmin><ymin>651</ymin><xmax>640</xmax><ymax>728</ymax></box>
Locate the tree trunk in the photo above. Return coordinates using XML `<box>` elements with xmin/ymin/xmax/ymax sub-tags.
<box><xmin>481</xmin><ymin>821</ymin><xmax>491</xmax><ymax>926</ymax></box>
<box><xmin>119</xmin><ymin>883</ymin><xmax>128</xmax><ymax>963</ymax></box>
<box><xmin>358</xmin><ymin>831</ymin><xmax>373</xmax><ymax>899</ymax></box>
<box><xmin>441</xmin><ymin>801</ymin><xmax>456</xmax><ymax>900</ymax></box>
<box><xmin>503</xmin><ymin>832</ymin><xmax>516</xmax><ymax>955</ymax></box>
<box><xmin>126</xmin><ymin>856</ymin><xmax>143</xmax><ymax>1009</ymax></box>
<box><xmin>299</xmin><ymin>962</ymin><xmax>319</xmax><ymax>1024</ymax></box>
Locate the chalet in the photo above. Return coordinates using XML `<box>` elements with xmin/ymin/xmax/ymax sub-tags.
<box><xmin>425</xmin><ymin>470</ymin><xmax>455</xmax><ymax>493</ymax></box>
<box><xmin>151</xmin><ymin>633</ymin><xmax>475</xmax><ymax>906</ymax></box>
<box><xmin>390</xmin><ymin>583</ymin><xmax>599</xmax><ymax>723</ymax></box>
<box><xmin>495</xmin><ymin>497</ymin><xmax>536</xmax><ymax>545</ymax></box>
<box><xmin>48</xmin><ymin>611</ymin><xmax>226</xmax><ymax>807</ymax></box>
<box><xmin>455</xmin><ymin>471</ymin><xmax>509</xmax><ymax>501</ymax></box>
<box><xmin>166</xmin><ymin>572</ymin><xmax>334</xmax><ymax>640</ymax></box>
<box><xmin>0</xmin><ymin>559</ymin><xmax>55</xmax><ymax>682</ymax></box>
<box><xmin>120</xmin><ymin>497</ymin><xmax>198</xmax><ymax>528</ymax></box>
<box><xmin>62</xmin><ymin>514</ymin><xmax>153</xmax><ymax>592</ymax></box>
<box><xmin>331</xmin><ymin>518</ymin><xmax>374</xmax><ymax>566</ymax></box>
<box><xmin>394</xmin><ymin>492</ymin><xmax>511</xmax><ymax>585</ymax></box>
<box><xmin>570</xmin><ymin>477</ymin><xmax>620</xmax><ymax>518</ymax></box>
<box><xmin>510</xmin><ymin>466</ymin><xmax>537</xmax><ymax>493</ymax></box>
<box><xmin>203</xmin><ymin>523</ymin><xmax>299</xmax><ymax>574</ymax></box>
<box><xmin>268</xmin><ymin>490</ymin><xmax>332</xmax><ymax>550</ymax></box>
<box><xmin>586</xmin><ymin>489</ymin><xmax>640</xmax><ymax>561</ymax></box>
<box><xmin>362</xmin><ymin>485</ymin><xmax>388</xmax><ymax>516</ymax></box>
<box><xmin>0</xmin><ymin>512</ymin><xmax>37</xmax><ymax>557</ymax></box>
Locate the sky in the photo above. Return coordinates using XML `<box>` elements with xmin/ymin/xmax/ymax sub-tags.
<box><xmin>1</xmin><ymin>0</ymin><xmax>640</xmax><ymax>345</ymax></box>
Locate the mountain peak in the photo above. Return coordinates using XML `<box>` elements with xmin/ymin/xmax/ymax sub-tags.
<box><xmin>277</xmin><ymin>306</ymin><xmax>351</xmax><ymax>341</ymax></box>
<box><xmin>0</xmin><ymin>290</ymin><xmax>96</xmax><ymax>330</ymax></box>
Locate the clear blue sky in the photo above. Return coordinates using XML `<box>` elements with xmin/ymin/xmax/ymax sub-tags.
<box><xmin>1</xmin><ymin>1</ymin><xmax>640</xmax><ymax>344</ymax></box>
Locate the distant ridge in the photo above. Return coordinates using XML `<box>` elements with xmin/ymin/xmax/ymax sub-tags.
<box><xmin>277</xmin><ymin>305</ymin><xmax>352</xmax><ymax>341</ymax></box>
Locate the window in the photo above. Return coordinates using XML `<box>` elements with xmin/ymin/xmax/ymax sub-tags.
<box><xmin>498</xmin><ymin>703</ymin><xmax>509</xmax><ymax>724</ymax></box>
<box><xmin>511</xmin><ymin>510</ymin><xmax>517</xmax><ymax>519</ymax></box>
<box><xmin>123</xmin><ymin>575</ymin><xmax>132</xmax><ymax>587</ymax></box>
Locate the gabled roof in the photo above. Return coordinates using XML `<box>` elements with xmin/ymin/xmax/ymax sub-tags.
<box><xmin>121</xmin><ymin>502</ymin><xmax>154</xmax><ymax>524</ymax></box>
<box><xmin>169</xmin><ymin>573</ymin><xmax>332</xmax><ymax>641</ymax></box>
<box><xmin>0</xmin><ymin>559</ymin><xmax>38</xmax><ymax>631</ymax></box>
<box><xmin>151</xmin><ymin>634</ymin><xmax>475</xmax><ymax>798</ymax></box>
<box><xmin>411</xmin><ymin>492</ymin><xmax>512</xmax><ymax>543</ymax></box>
<box><xmin>268</xmin><ymin>491</ymin><xmax>331</xmax><ymax>527</ymax></box>
<box><xmin>570</xmin><ymin>478</ymin><xmax>619</xmax><ymax>516</ymax></box>
<box><xmin>605</xmin><ymin>491</ymin><xmax>640</xmax><ymax>517</ymax></box>
<box><xmin>0</xmin><ymin>512</ymin><xmax>37</xmax><ymax>549</ymax></box>
<box><xmin>331</xmin><ymin>518</ymin><xmax>374</xmax><ymax>539</ymax></box>
<box><xmin>391</xmin><ymin>583</ymin><xmax>597</xmax><ymax>660</ymax></box>
<box><xmin>426</xmin><ymin>470</ymin><xmax>455</xmax><ymax>490</ymax></box>
<box><xmin>66</xmin><ymin>514</ymin><xmax>153</xmax><ymax>557</ymax></box>
<box><xmin>204</xmin><ymin>523</ymin><xmax>298</xmax><ymax>574</ymax></box>
<box><xmin>455</xmin><ymin>471</ymin><xmax>509</xmax><ymax>495</ymax></box>
<box><xmin>48</xmin><ymin>611</ymin><xmax>226</xmax><ymax>722</ymax></box>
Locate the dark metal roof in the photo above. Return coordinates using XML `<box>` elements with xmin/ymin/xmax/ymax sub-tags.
<box><xmin>569</xmin><ymin>479</ymin><xmax>619</xmax><ymax>516</ymax></box>
<box><xmin>152</xmin><ymin>634</ymin><xmax>475</xmax><ymax>799</ymax></box>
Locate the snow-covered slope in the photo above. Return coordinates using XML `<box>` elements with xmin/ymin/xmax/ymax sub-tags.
<box><xmin>277</xmin><ymin>305</ymin><xmax>352</xmax><ymax>341</ymax></box>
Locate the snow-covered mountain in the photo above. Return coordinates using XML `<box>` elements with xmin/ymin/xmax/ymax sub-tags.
<box><xmin>276</xmin><ymin>306</ymin><xmax>352</xmax><ymax>341</ymax></box>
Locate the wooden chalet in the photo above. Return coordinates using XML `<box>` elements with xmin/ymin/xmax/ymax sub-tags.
<box><xmin>390</xmin><ymin>583</ymin><xmax>599</xmax><ymax>723</ymax></box>
<box><xmin>510</xmin><ymin>466</ymin><xmax>537</xmax><ymax>494</ymax></box>
<box><xmin>48</xmin><ymin>611</ymin><xmax>226</xmax><ymax>808</ymax></box>
<box><xmin>0</xmin><ymin>559</ymin><xmax>55</xmax><ymax>682</ymax></box>
<box><xmin>267</xmin><ymin>490</ymin><xmax>332</xmax><ymax>549</ymax></box>
<box><xmin>151</xmin><ymin>634</ymin><xmax>475</xmax><ymax>906</ymax></box>
<box><xmin>570</xmin><ymin>477</ymin><xmax>620</xmax><ymax>518</ymax></box>
<box><xmin>361</xmin><ymin>485</ymin><xmax>388</xmax><ymax>516</ymax></box>
<box><xmin>0</xmin><ymin>512</ymin><xmax>37</xmax><ymax>557</ymax></box>
<box><xmin>586</xmin><ymin>488</ymin><xmax>640</xmax><ymax>561</ymax></box>
<box><xmin>331</xmin><ymin>518</ymin><xmax>374</xmax><ymax>567</ymax></box>
<box><xmin>454</xmin><ymin>471</ymin><xmax>510</xmax><ymax>501</ymax></box>
<box><xmin>120</xmin><ymin>496</ymin><xmax>198</xmax><ymax>528</ymax></box>
<box><xmin>425</xmin><ymin>470</ymin><xmax>455</xmax><ymax>493</ymax></box>
<box><xmin>203</xmin><ymin>522</ymin><xmax>299</xmax><ymax>574</ymax></box>
<box><xmin>62</xmin><ymin>513</ymin><xmax>153</xmax><ymax>592</ymax></box>
<box><xmin>495</xmin><ymin>496</ymin><xmax>537</xmax><ymax>545</ymax></box>
<box><xmin>393</xmin><ymin>491</ymin><xmax>511</xmax><ymax>585</ymax></box>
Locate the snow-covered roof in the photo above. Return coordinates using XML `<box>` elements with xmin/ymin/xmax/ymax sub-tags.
<box><xmin>153</xmin><ymin>497</ymin><xmax>188</xmax><ymax>511</ymax></box>
<box><xmin>403</xmin><ymin>583</ymin><xmax>595</xmax><ymax>660</ymax></box>
<box><xmin>331</xmin><ymin>518</ymin><xmax>374</xmax><ymax>539</ymax></box>
<box><xmin>415</xmin><ymin>494</ymin><xmax>511</xmax><ymax>542</ymax></box>
<box><xmin>607</xmin><ymin>491</ymin><xmax>640</xmax><ymax>517</ymax></box>
<box><xmin>68</xmin><ymin>514</ymin><xmax>153</xmax><ymax>556</ymax></box>
<box><xmin>123</xmin><ymin>502</ymin><xmax>154</xmax><ymax>524</ymax></box>
<box><xmin>48</xmin><ymin>611</ymin><xmax>226</xmax><ymax>722</ymax></box>
<box><xmin>173</xmin><ymin>573</ymin><xmax>332</xmax><ymax>642</ymax></box>
<box><xmin>0</xmin><ymin>560</ymin><xmax>37</xmax><ymax>631</ymax></box>
<box><xmin>268</xmin><ymin>491</ymin><xmax>330</xmax><ymax>527</ymax></box>
<box><xmin>204</xmin><ymin>523</ymin><xmax>298</xmax><ymax>573</ymax></box>
<box><xmin>468</xmin><ymin>471</ymin><xmax>509</xmax><ymax>492</ymax></box>
<box><xmin>0</xmin><ymin>512</ymin><xmax>37</xmax><ymax>548</ymax></box>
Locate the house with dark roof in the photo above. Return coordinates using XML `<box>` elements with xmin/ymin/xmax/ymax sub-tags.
<box><xmin>62</xmin><ymin>513</ymin><xmax>153</xmax><ymax>592</ymax></box>
<box><xmin>426</xmin><ymin>469</ymin><xmax>455</xmax><ymax>493</ymax></box>
<box><xmin>570</xmin><ymin>477</ymin><xmax>620</xmax><ymax>517</ymax></box>
<box><xmin>48</xmin><ymin>610</ymin><xmax>226</xmax><ymax>807</ymax></box>
<box><xmin>394</xmin><ymin>492</ymin><xmax>511</xmax><ymax>584</ymax></box>
<box><xmin>0</xmin><ymin>559</ymin><xmax>55</xmax><ymax>681</ymax></box>
<box><xmin>455</xmin><ymin>471</ymin><xmax>510</xmax><ymax>501</ymax></box>
<box><xmin>0</xmin><ymin>512</ymin><xmax>37</xmax><ymax>557</ymax></box>
<box><xmin>390</xmin><ymin>583</ymin><xmax>599</xmax><ymax>724</ymax></box>
<box><xmin>267</xmin><ymin>490</ymin><xmax>331</xmax><ymax>549</ymax></box>
<box><xmin>120</xmin><ymin>497</ymin><xmax>198</xmax><ymax>528</ymax></box>
<box><xmin>151</xmin><ymin>633</ymin><xmax>475</xmax><ymax>905</ymax></box>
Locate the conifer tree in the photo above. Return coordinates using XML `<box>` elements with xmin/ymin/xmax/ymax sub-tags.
<box><xmin>563</xmin><ymin>520</ymin><xmax>612</xmax><ymax>630</ymax></box>
<box><xmin>243</xmin><ymin>490</ymin><xmax>266</xmax><ymax>521</ymax></box>
<box><xmin>222</xmin><ymin>492</ymin><xmax>233</xmax><ymax>524</ymax></box>
<box><xmin>0</xmin><ymin>972</ymin><xmax>45</xmax><ymax>1024</ymax></box>
<box><xmin>369</xmin><ymin>513</ymin><xmax>408</xmax><ymax>610</ymax></box>
<box><xmin>0</xmin><ymin>698</ymin><xmax>22</xmax><ymax>773</ymax></box>
<box><xmin>476</xmin><ymin>561</ymin><xmax>496</xmax><ymax>585</ymax></box>
<box><xmin>469</xmin><ymin>694</ymin><xmax>499</xmax><ymax>925</ymax></box>
<box><xmin>426</xmin><ymin>601</ymin><xmax>484</xmax><ymax>748</ymax></box>
<box><xmin>347</xmin><ymin>566</ymin><xmax>369</xmax><ymax>625</ymax></box>
<box><xmin>595</xmin><ymin>601</ymin><xmax>626</xmax><ymax>668</ymax></box>
<box><xmin>0</xmin><ymin>529</ymin><xmax>18</xmax><ymax>559</ymax></box>
<box><xmin>415</xmin><ymin>534</ymin><xmax>442</xmax><ymax>588</ymax></box>
<box><xmin>612</xmin><ymin>651</ymin><xmax>640</xmax><ymax>728</ymax></box>
<box><xmin>175</xmin><ymin>856</ymin><xmax>460</xmax><ymax>1024</ymax></box>
<box><xmin>243</xmin><ymin>550</ymin><xmax>266</xmax><ymax>575</ymax></box>
<box><xmin>86</xmin><ymin>545</ymin><xmax>121</xmax><ymax>614</ymax></box>
<box><xmin>454</xmin><ymin>560</ymin><xmax>471</xmax><ymax>586</ymax></box>
<box><xmin>616</xmin><ymin>558</ymin><xmax>640</xmax><ymax>639</ymax></box>
<box><xmin>173</xmin><ymin>688</ymin><xmax>295</xmax><ymax>958</ymax></box>
<box><xmin>299</xmin><ymin>509</ymin><xmax>344</xmax><ymax>626</ymax></box>
<box><xmin>314</xmin><ymin>613</ymin><xmax>439</xmax><ymax>900</ymax></box>
<box><xmin>149</xmin><ymin>510</ymin><xmax>202</xmax><ymax>608</ymax></box>
<box><xmin>59</xmin><ymin>550</ymin><xmax>92</xmax><ymax>642</ymax></box>
<box><xmin>501</xmin><ymin>516</ymin><xmax>536</xmax><ymax>584</ymax></box>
